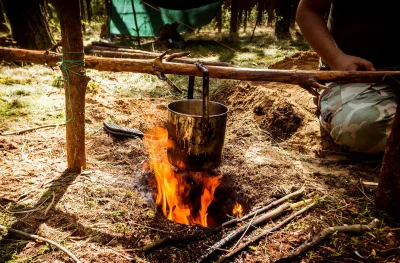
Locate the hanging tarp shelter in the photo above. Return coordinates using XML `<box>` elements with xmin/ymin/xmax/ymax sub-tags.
<box><xmin>109</xmin><ymin>0</ymin><xmax>223</xmax><ymax>37</ymax></box>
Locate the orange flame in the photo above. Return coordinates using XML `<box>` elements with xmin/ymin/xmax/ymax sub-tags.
<box><xmin>232</xmin><ymin>202</ymin><xmax>243</xmax><ymax>219</ymax></box>
<box><xmin>144</xmin><ymin>127</ymin><xmax>221</xmax><ymax>227</ymax></box>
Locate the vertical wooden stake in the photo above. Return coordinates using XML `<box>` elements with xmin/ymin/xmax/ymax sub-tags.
<box><xmin>54</xmin><ymin>0</ymin><xmax>89</xmax><ymax>172</ymax></box>
<box><xmin>376</xmin><ymin>102</ymin><xmax>400</xmax><ymax>220</ymax></box>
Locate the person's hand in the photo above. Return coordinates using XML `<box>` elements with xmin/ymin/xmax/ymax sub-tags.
<box><xmin>329</xmin><ymin>54</ymin><xmax>375</xmax><ymax>71</ymax></box>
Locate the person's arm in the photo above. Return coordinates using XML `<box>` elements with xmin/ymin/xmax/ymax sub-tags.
<box><xmin>296</xmin><ymin>0</ymin><xmax>375</xmax><ymax>71</ymax></box>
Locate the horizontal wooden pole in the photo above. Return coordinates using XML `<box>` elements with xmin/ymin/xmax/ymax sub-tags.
<box><xmin>1</xmin><ymin>47</ymin><xmax>400</xmax><ymax>85</ymax></box>
<box><xmin>84</xmin><ymin>47</ymin><xmax>231</xmax><ymax>67</ymax></box>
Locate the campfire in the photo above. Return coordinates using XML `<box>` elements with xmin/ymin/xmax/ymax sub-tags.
<box><xmin>232</xmin><ymin>202</ymin><xmax>243</xmax><ymax>219</ymax></box>
<box><xmin>144</xmin><ymin>127</ymin><xmax>222</xmax><ymax>227</ymax></box>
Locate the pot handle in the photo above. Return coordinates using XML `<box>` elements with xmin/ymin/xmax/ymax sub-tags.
<box><xmin>194</xmin><ymin>62</ymin><xmax>209</xmax><ymax>126</ymax></box>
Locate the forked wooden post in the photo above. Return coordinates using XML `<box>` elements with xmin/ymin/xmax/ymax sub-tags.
<box><xmin>53</xmin><ymin>0</ymin><xmax>89</xmax><ymax>172</ymax></box>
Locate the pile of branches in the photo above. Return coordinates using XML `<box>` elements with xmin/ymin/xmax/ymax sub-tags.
<box><xmin>139</xmin><ymin>187</ymin><xmax>379</xmax><ymax>263</ymax></box>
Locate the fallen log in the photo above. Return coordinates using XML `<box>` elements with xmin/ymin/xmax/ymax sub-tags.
<box><xmin>84</xmin><ymin>47</ymin><xmax>160</xmax><ymax>59</ymax></box>
<box><xmin>275</xmin><ymin>218</ymin><xmax>380</xmax><ymax>263</ymax></box>
<box><xmin>86</xmin><ymin>44</ymin><xmax>161</xmax><ymax>55</ymax></box>
<box><xmin>2</xmin><ymin>47</ymin><xmax>400</xmax><ymax>87</ymax></box>
<box><xmin>90</xmin><ymin>41</ymin><xmax>136</xmax><ymax>49</ymax></box>
<box><xmin>84</xmin><ymin>48</ymin><xmax>231</xmax><ymax>67</ymax></box>
<box><xmin>85</xmin><ymin>43</ymin><xmax>157</xmax><ymax>55</ymax></box>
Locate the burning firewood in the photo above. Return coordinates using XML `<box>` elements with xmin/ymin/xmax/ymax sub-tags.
<box><xmin>139</xmin><ymin>188</ymin><xmax>305</xmax><ymax>252</ymax></box>
<box><xmin>216</xmin><ymin>201</ymin><xmax>317</xmax><ymax>263</ymax></box>
<box><xmin>221</xmin><ymin>187</ymin><xmax>305</xmax><ymax>228</ymax></box>
<box><xmin>197</xmin><ymin>198</ymin><xmax>313</xmax><ymax>262</ymax></box>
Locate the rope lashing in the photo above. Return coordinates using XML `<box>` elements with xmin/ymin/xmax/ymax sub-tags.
<box><xmin>59</xmin><ymin>51</ymin><xmax>86</xmax><ymax>123</ymax></box>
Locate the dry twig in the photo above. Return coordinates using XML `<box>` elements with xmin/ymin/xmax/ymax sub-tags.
<box><xmin>1</xmin><ymin>123</ymin><xmax>66</xmax><ymax>136</ymax></box>
<box><xmin>156</xmin><ymin>73</ymin><xmax>183</xmax><ymax>93</ymax></box>
<box><xmin>0</xmin><ymin>194</ymin><xmax>52</xmax><ymax>214</ymax></box>
<box><xmin>216</xmin><ymin>201</ymin><xmax>317</xmax><ymax>263</ymax></box>
<box><xmin>140</xmin><ymin>189</ymin><xmax>302</xmax><ymax>252</ymax></box>
<box><xmin>275</xmin><ymin>218</ymin><xmax>380</xmax><ymax>262</ymax></box>
<box><xmin>0</xmin><ymin>224</ymin><xmax>81</xmax><ymax>263</ymax></box>
<box><xmin>165</xmin><ymin>51</ymin><xmax>191</xmax><ymax>62</ymax></box>
<box><xmin>222</xmin><ymin>187</ymin><xmax>305</xmax><ymax>227</ymax></box>
<box><xmin>197</xmin><ymin>198</ymin><xmax>311</xmax><ymax>262</ymax></box>
<box><xmin>44</xmin><ymin>192</ymin><xmax>56</xmax><ymax>215</ymax></box>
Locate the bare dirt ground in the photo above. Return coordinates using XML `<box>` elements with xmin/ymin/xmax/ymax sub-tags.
<box><xmin>1</xmin><ymin>51</ymin><xmax>400</xmax><ymax>263</ymax></box>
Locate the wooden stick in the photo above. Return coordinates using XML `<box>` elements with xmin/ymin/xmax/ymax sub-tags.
<box><xmin>140</xmin><ymin>228</ymin><xmax>218</xmax><ymax>252</ymax></box>
<box><xmin>0</xmin><ymin>224</ymin><xmax>82</xmax><ymax>263</ymax></box>
<box><xmin>165</xmin><ymin>51</ymin><xmax>191</xmax><ymax>62</ymax></box>
<box><xmin>90</xmin><ymin>41</ymin><xmax>134</xmax><ymax>49</ymax></box>
<box><xmin>1</xmin><ymin>122</ymin><xmax>66</xmax><ymax>135</ymax></box>
<box><xmin>197</xmin><ymin>199</ymin><xmax>307</xmax><ymax>263</ymax></box>
<box><xmin>156</xmin><ymin>73</ymin><xmax>183</xmax><ymax>93</ymax></box>
<box><xmin>2</xmin><ymin>47</ymin><xmax>400</xmax><ymax>85</ymax></box>
<box><xmin>44</xmin><ymin>192</ymin><xmax>56</xmax><ymax>215</ymax></box>
<box><xmin>48</xmin><ymin>40</ymin><xmax>62</xmax><ymax>53</ymax></box>
<box><xmin>222</xmin><ymin>187</ymin><xmax>305</xmax><ymax>228</ymax></box>
<box><xmin>87</xmin><ymin>44</ymin><xmax>157</xmax><ymax>54</ymax></box>
<box><xmin>216</xmin><ymin>202</ymin><xmax>317</xmax><ymax>263</ymax></box>
<box><xmin>0</xmin><ymin>194</ymin><xmax>52</xmax><ymax>214</ymax></box>
<box><xmin>275</xmin><ymin>218</ymin><xmax>380</xmax><ymax>263</ymax></box>
<box><xmin>139</xmin><ymin>194</ymin><xmax>288</xmax><ymax>252</ymax></box>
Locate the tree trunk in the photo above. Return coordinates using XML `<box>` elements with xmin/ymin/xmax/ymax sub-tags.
<box><xmin>79</xmin><ymin>0</ymin><xmax>86</xmax><ymax>32</ymax></box>
<box><xmin>290</xmin><ymin>0</ymin><xmax>300</xmax><ymax>28</ymax></box>
<box><xmin>243</xmin><ymin>2</ymin><xmax>249</xmax><ymax>32</ymax></box>
<box><xmin>256</xmin><ymin>0</ymin><xmax>265</xmax><ymax>26</ymax></box>
<box><xmin>275</xmin><ymin>0</ymin><xmax>292</xmax><ymax>39</ymax></box>
<box><xmin>2</xmin><ymin>0</ymin><xmax>54</xmax><ymax>49</ymax></box>
<box><xmin>229</xmin><ymin>0</ymin><xmax>239</xmax><ymax>36</ymax></box>
<box><xmin>79</xmin><ymin>0</ymin><xmax>86</xmax><ymax>21</ymax></box>
<box><xmin>238</xmin><ymin>0</ymin><xmax>243</xmax><ymax>30</ymax></box>
<box><xmin>53</xmin><ymin>0</ymin><xmax>88</xmax><ymax>172</ymax></box>
<box><xmin>85</xmin><ymin>0</ymin><xmax>92</xmax><ymax>22</ymax></box>
<box><xmin>215</xmin><ymin>4</ymin><xmax>222</xmax><ymax>33</ymax></box>
<box><xmin>375</xmin><ymin>103</ymin><xmax>400</xmax><ymax>220</ymax></box>
<box><xmin>266</xmin><ymin>0</ymin><xmax>276</xmax><ymax>26</ymax></box>
<box><xmin>0</xmin><ymin>0</ymin><xmax>9</xmax><ymax>33</ymax></box>
<box><xmin>100</xmin><ymin>0</ymin><xmax>111</xmax><ymax>39</ymax></box>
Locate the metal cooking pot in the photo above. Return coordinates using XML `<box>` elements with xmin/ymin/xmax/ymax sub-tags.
<box><xmin>167</xmin><ymin>63</ymin><xmax>229</xmax><ymax>171</ymax></box>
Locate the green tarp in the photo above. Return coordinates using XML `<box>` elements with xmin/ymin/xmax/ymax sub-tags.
<box><xmin>109</xmin><ymin>0</ymin><xmax>223</xmax><ymax>37</ymax></box>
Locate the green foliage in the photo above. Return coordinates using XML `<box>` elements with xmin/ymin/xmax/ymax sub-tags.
<box><xmin>0</xmin><ymin>242</ymin><xmax>33</xmax><ymax>263</ymax></box>
<box><xmin>87</xmin><ymin>80</ymin><xmax>100</xmax><ymax>93</ymax></box>
<box><xmin>14</xmin><ymin>89</ymin><xmax>30</xmax><ymax>96</ymax></box>
<box><xmin>0</xmin><ymin>75</ymin><xmax>31</xmax><ymax>85</ymax></box>
<box><xmin>7</xmin><ymin>99</ymin><xmax>24</xmax><ymax>109</ymax></box>
<box><xmin>51</xmin><ymin>76</ymin><xmax>63</xmax><ymax>88</ymax></box>
<box><xmin>0</xmin><ymin>98</ymin><xmax>28</xmax><ymax>117</ymax></box>
<box><xmin>44</xmin><ymin>2</ymin><xmax>61</xmax><ymax>40</ymax></box>
<box><xmin>38</xmin><ymin>245</ymin><xmax>51</xmax><ymax>255</ymax></box>
<box><xmin>0</xmin><ymin>244</ymin><xmax>18</xmax><ymax>263</ymax></box>
<box><xmin>0</xmin><ymin>211</ymin><xmax>10</xmax><ymax>226</ymax></box>
<box><xmin>115</xmin><ymin>222</ymin><xmax>131</xmax><ymax>235</ymax></box>
<box><xmin>91</xmin><ymin>0</ymin><xmax>107</xmax><ymax>22</ymax></box>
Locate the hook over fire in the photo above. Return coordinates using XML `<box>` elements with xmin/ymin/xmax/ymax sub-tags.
<box><xmin>144</xmin><ymin>128</ymin><xmax>221</xmax><ymax>227</ymax></box>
